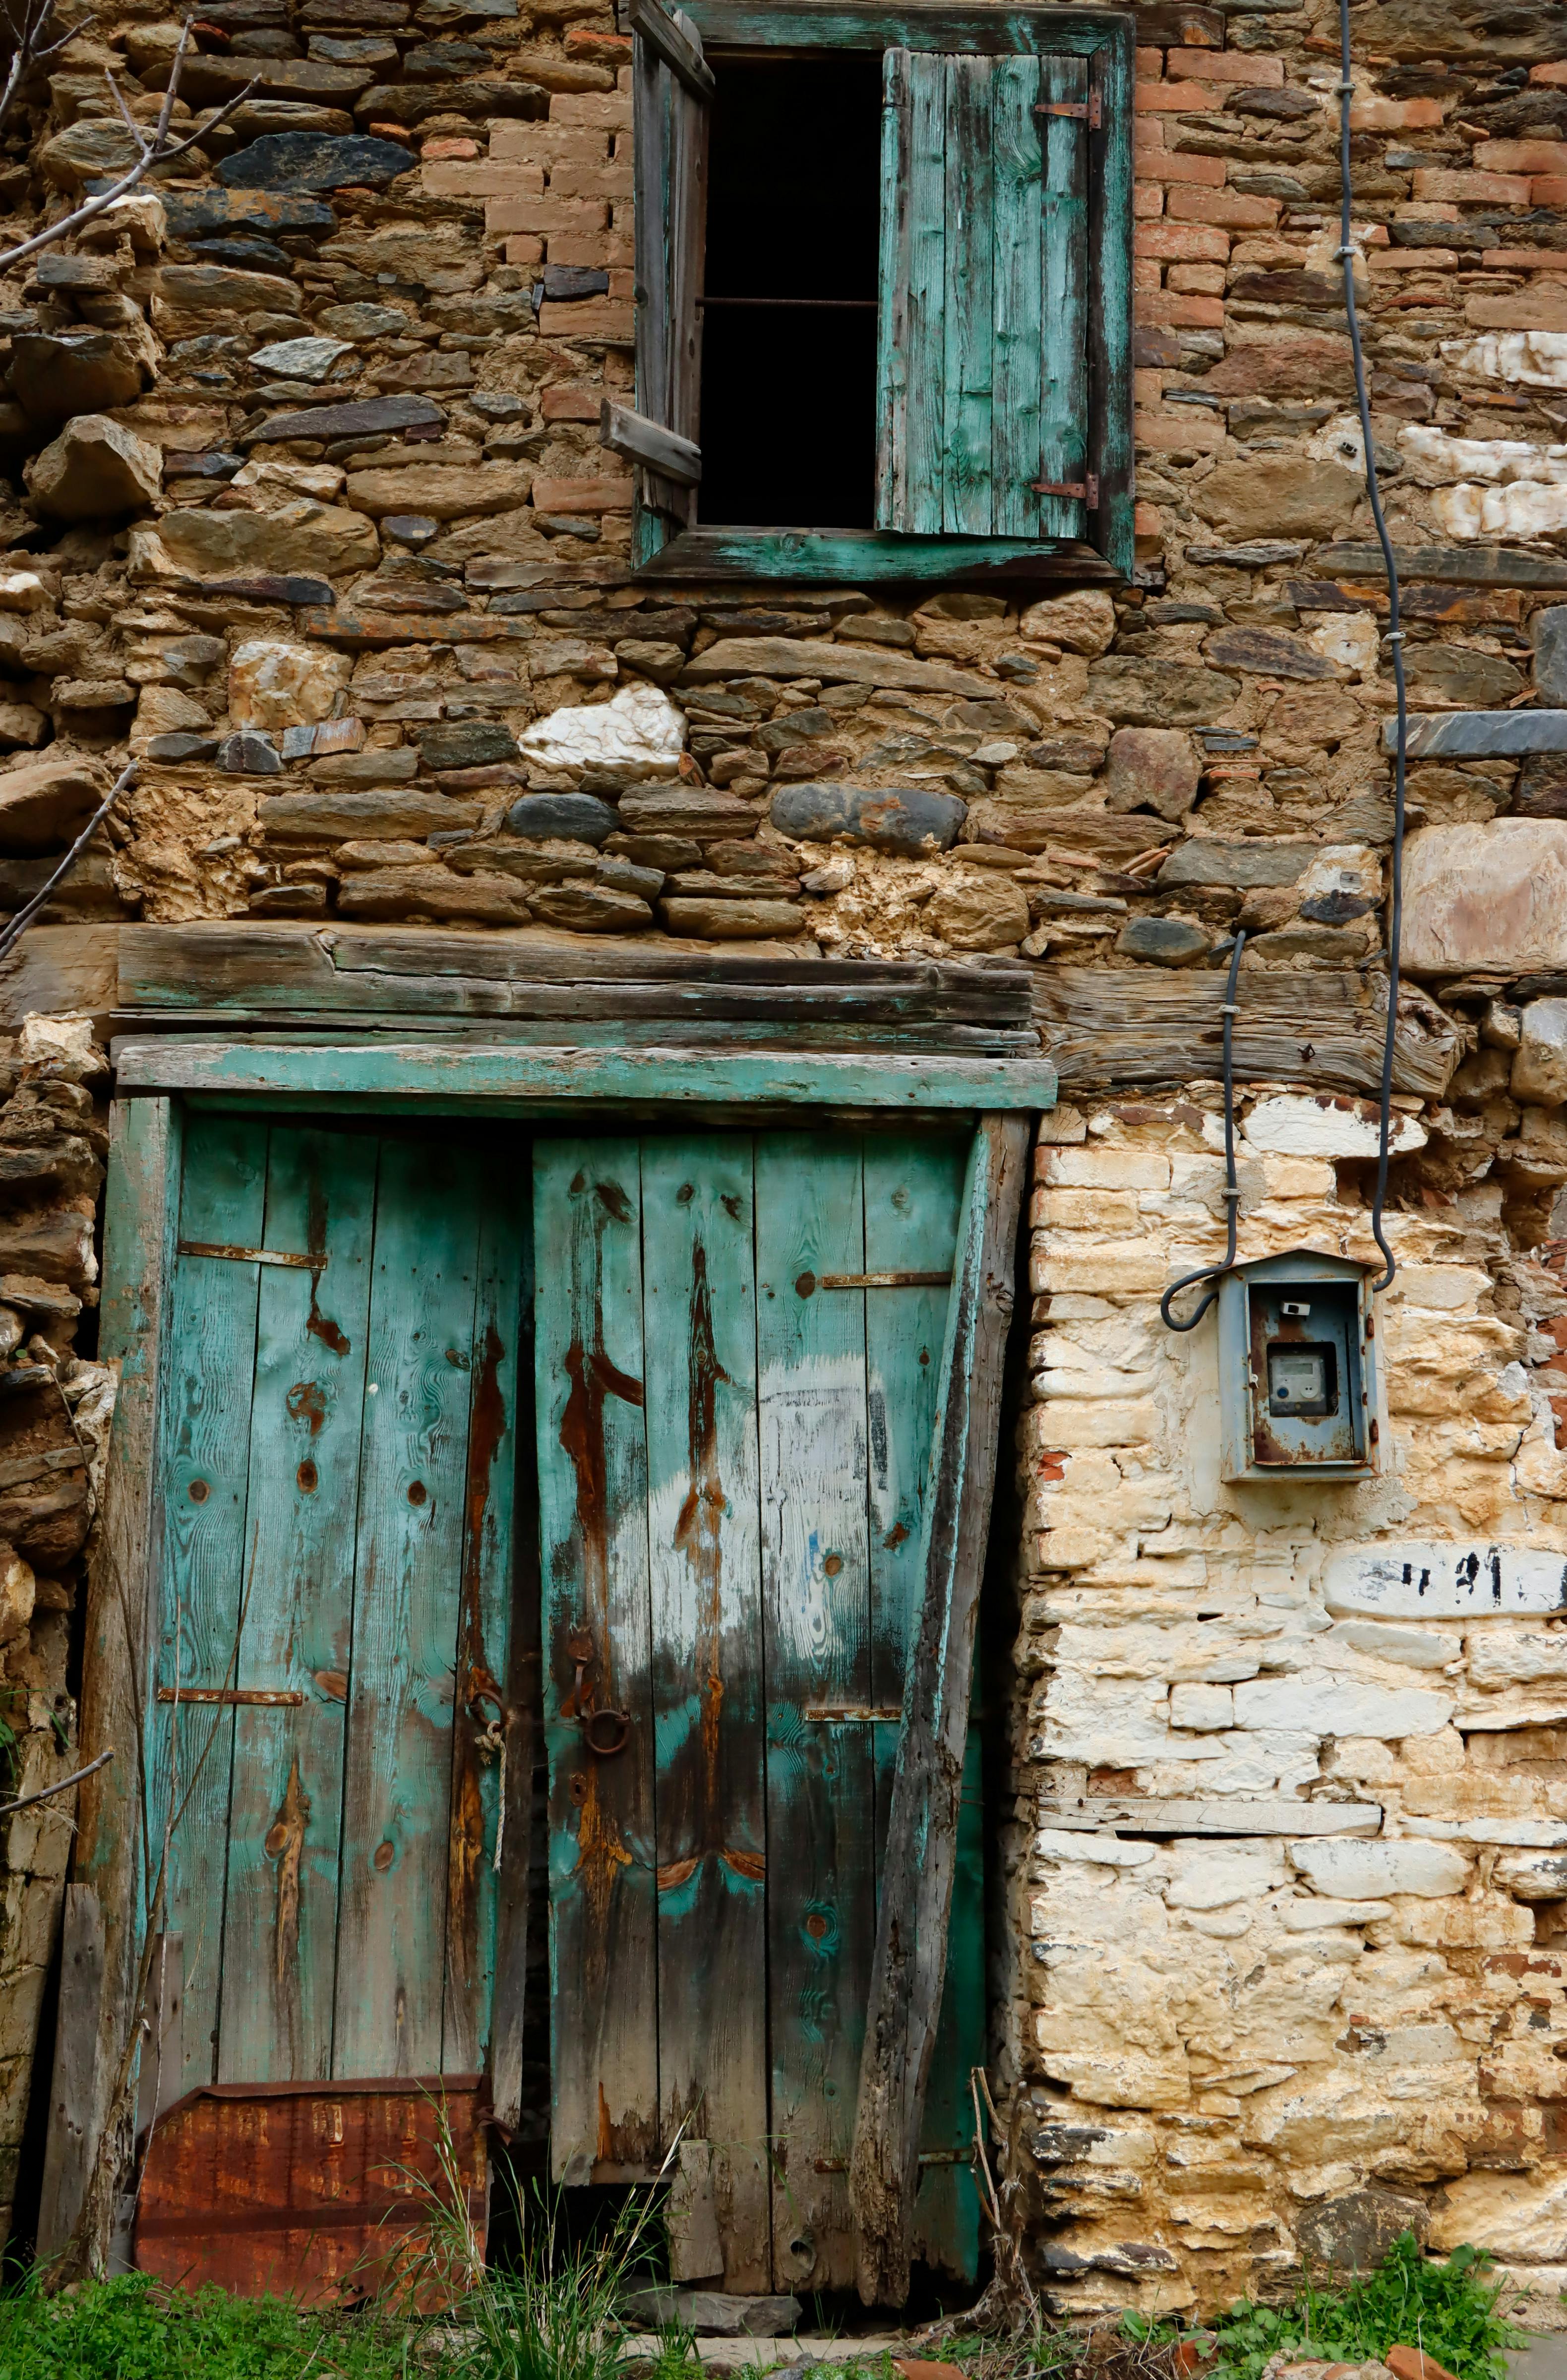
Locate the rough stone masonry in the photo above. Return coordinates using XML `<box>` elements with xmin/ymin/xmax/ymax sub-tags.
<box><xmin>2</xmin><ymin>0</ymin><xmax>1567</xmax><ymax>2314</ymax></box>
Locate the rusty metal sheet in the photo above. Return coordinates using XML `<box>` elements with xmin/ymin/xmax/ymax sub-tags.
<box><xmin>133</xmin><ymin>2078</ymin><xmax>487</xmax><ymax>2304</ymax></box>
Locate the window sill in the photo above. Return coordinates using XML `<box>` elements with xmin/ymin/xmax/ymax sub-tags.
<box><xmin>633</xmin><ymin>525</ymin><xmax>1122</xmax><ymax>584</ymax></box>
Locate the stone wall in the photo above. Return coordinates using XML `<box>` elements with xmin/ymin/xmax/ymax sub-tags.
<box><xmin>0</xmin><ymin>1012</ymin><xmax>114</xmax><ymax>2250</ymax></box>
<box><xmin>0</xmin><ymin>0</ymin><xmax>1566</xmax><ymax>2313</ymax></box>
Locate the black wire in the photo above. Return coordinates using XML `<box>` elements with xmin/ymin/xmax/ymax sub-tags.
<box><xmin>1160</xmin><ymin>928</ymin><xmax>1246</xmax><ymax>1332</ymax></box>
<box><xmin>1339</xmin><ymin>0</ymin><xmax>1406</xmax><ymax>1296</ymax></box>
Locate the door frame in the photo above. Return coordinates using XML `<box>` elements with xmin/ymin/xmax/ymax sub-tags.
<box><xmin>68</xmin><ymin>1038</ymin><xmax>1054</xmax><ymax>2276</ymax></box>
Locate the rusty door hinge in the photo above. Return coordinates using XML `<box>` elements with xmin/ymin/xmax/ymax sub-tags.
<box><xmin>157</xmin><ymin>1687</ymin><xmax>304</xmax><ymax>1706</ymax></box>
<box><xmin>1030</xmin><ymin>471</ymin><xmax>1099</xmax><ymax>507</ymax></box>
<box><xmin>179</xmin><ymin>1241</ymin><xmax>326</xmax><ymax>1271</ymax></box>
<box><xmin>1035</xmin><ymin>89</ymin><xmax>1102</xmax><ymax>128</ymax></box>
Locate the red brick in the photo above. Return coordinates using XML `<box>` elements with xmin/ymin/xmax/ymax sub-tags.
<box><xmin>537</xmin><ymin>298</ymin><xmax>634</xmax><ymax>338</ymax></box>
<box><xmin>1350</xmin><ymin>94</ymin><xmax>1445</xmax><ymax>129</ymax></box>
<box><xmin>1134</xmin><ymin>180</ymin><xmax>1164</xmax><ymax>218</ymax></box>
<box><xmin>1136</xmin><ymin>79</ymin><xmax>1220</xmax><ymax>111</ymax></box>
<box><xmin>549</xmin><ymin>229</ymin><xmax>634</xmax><ymax>268</ymax></box>
<box><xmin>1133</xmin><ymin>254</ymin><xmax>1162</xmax><ymax>291</ymax></box>
<box><xmin>484</xmin><ymin>195</ymin><xmax>606</xmax><ymax>235</ymax></box>
<box><xmin>1136</xmin><ymin>407</ymin><xmax>1225</xmax><ymax>452</ymax></box>
<box><xmin>565</xmin><ymin>26</ymin><xmax>631</xmax><ymax>61</ymax></box>
<box><xmin>422</xmin><ymin>135</ymin><xmax>479</xmax><ymax>159</ymax></box>
<box><xmin>1151</xmin><ymin>148</ymin><xmax>1228</xmax><ymax>187</ymax></box>
<box><xmin>1368</xmin><ymin>246</ymin><xmax>1459</xmax><ymax>269</ymax></box>
<box><xmin>548</xmin><ymin>158</ymin><xmax>634</xmax><ymax>198</ymax></box>
<box><xmin>1136</xmin><ymin>291</ymin><xmax>1226</xmax><ymax>327</ymax></box>
<box><xmin>1168</xmin><ymin>45</ymin><xmax>1282</xmax><ymax>82</ymax></box>
<box><xmin>1136</xmin><ymin>220</ymin><xmax>1230</xmax><ymax>261</ymax></box>
<box><xmin>608</xmin><ymin>269</ymin><xmax>634</xmax><ymax>298</ymax></box>
<box><xmin>1167</xmin><ymin>184</ymin><xmax>1279</xmax><ymax>229</ymax></box>
<box><xmin>1474</xmin><ymin>137</ymin><xmax>1567</xmax><ymax>172</ymax></box>
<box><xmin>503</xmin><ymin>235</ymin><xmax>543</xmax><ymax>265</ymax></box>
<box><xmin>1532</xmin><ymin>60</ymin><xmax>1567</xmax><ymax>85</ymax></box>
<box><xmin>1136</xmin><ymin>44</ymin><xmax>1163</xmax><ymax>74</ymax></box>
<box><xmin>541</xmin><ymin>384</ymin><xmax>603</xmax><ymax>420</ymax></box>
<box><xmin>1134</xmin><ymin>498</ymin><xmax>1163</xmax><ymax>546</ymax></box>
<box><xmin>1485</xmin><ymin>246</ymin><xmax>1567</xmax><ymax>267</ymax></box>
<box><xmin>531</xmin><ymin>472</ymin><xmax>634</xmax><ymax>513</ymax></box>
<box><xmin>549</xmin><ymin>88</ymin><xmax>632</xmax><ymax>127</ymax></box>
<box><xmin>423</xmin><ymin>159</ymin><xmax>543</xmax><ymax>198</ymax></box>
<box><xmin>1411</xmin><ymin>167</ymin><xmax>1533</xmax><ymax>202</ymax></box>
<box><xmin>1133</xmin><ymin>366</ymin><xmax>1164</xmax><ymax>404</ymax></box>
<box><xmin>1168</xmin><ymin>261</ymin><xmax>1226</xmax><ymax>293</ymax></box>
<box><xmin>1534</xmin><ymin>176</ymin><xmax>1567</xmax><ymax>205</ymax></box>
<box><xmin>490</xmin><ymin>121</ymin><xmax>606</xmax><ymax>164</ymax></box>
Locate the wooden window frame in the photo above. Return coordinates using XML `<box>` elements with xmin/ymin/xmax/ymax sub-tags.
<box><xmin>630</xmin><ymin>0</ymin><xmax>1136</xmax><ymax>590</ymax></box>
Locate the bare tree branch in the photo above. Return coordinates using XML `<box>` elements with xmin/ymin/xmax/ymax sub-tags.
<box><xmin>0</xmin><ymin>1744</ymin><xmax>113</xmax><ymax>1819</ymax></box>
<box><xmin>0</xmin><ymin>761</ymin><xmax>135</xmax><ymax>965</ymax></box>
<box><xmin>0</xmin><ymin>14</ymin><xmax>259</xmax><ymax>276</ymax></box>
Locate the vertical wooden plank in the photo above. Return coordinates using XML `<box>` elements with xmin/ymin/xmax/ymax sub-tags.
<box><xmin>943</xmin><ymin>55</ymin><xmax>995</xmax><ymax>537</ymax></box>
<box><xmin>642</xmin><ymin>1137</ymin><xmax>770</xmax><ymax>2291</ymax></box>
<box><xmin>444</xmin><ymin>1156</ymin><xmax>526</xmax><ymax>2077</ymax></box>
<box><xmin>1087</xmin><ymin>29</ymin><xmax>1136</xmax><ymax>577</ymax></box>
<box><xmin>489</xmin><ymin>1166</ymin><xmax>539</xmax><ymax>2135</ymax></box>
<box><xmin>666</xmin><ymin>9</ymin><xmax>709</xmax><ymax>531</ymax></box>
<box><xmin>74</xmin><ymin>1095</ymin><xmax>181</xmax><ymax>2274</ymax></box>
<box><xmin>992</xmin><ymin>54</ymin><xmax>1044</xmax><ymax>542</ymax></box>
<box><xmin>134</xmin><ymin>1934</ymin><xmax>183</xmax><ymax>2142</ymax></box>
<box><xmin>849</xmin><ymin>1117</ymin><xmax>1030</xmax><ymax>2308</ymax></box>
<box><xmin>905</xmin><ymin>53</ymin><xmax>947</xmax><ymax>536</ymax></box>
<box><xmin>534</xmin><ymin>1140</ymin><xmax>657</xmax><ymax>2182</ymax></box>
<box><xmin>333</xmin><ymin>1140</ymin><xmax>480</xmax><ymax>2079</ymax></box>
<box><xmin>1037</xmin><ymin>53</ymin><xmax>1090</xmax><ymax>543</ymax></box>
<box><xmin>756</xmin><ymin>1131</ymin><xmax>871</xmax><ymax>2296</ymax></box>
<box><xmin>875</xmin><ymin>47</ymin><xmax>912</xmax><ymax>533</ymax></box>
<box><xmin>861</xmin><ymin>1135</ymin><xmax>975</xmax><ymax>2285</ymax></box>
<box><xmin>36</xmin><ymin>1885</ymin><xmax>105</xmax><ymax>2260</ymax></box>
<box><xmin>218</xmin><ymin>1130</ymin><xmax>376</xmax><ymax>2084</ymax></box>
<box><xmin>153</xmin><ymin>1114</ymin><xmax>268</xmax><ymax>2094</ymax></box>
<box><xmin>633</xmin><ymin>29</ymin><xmax>674</xmax><ymax>554</ymax></box>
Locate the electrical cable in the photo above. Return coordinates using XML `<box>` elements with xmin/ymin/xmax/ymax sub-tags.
<box><xmin>1338</xmin><ymin>0</ymin><xmax>1406</xmax><ymax>1296</ymax></box>
<box><xmin>1160</xmin><ymin>927</ymin><xmax>1247</xmax><ymax>1332</ymax></box>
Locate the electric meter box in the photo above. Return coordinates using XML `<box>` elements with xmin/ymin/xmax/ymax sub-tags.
<box><xmin>1217</xmin><ymin>1252</ymin><xmax>1380</xmax><ymax>1486</ymax></box>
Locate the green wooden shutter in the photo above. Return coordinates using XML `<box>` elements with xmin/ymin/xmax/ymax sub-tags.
<box><xmin>627</xmin><ymin>0</ymin><xmax>711</xmax><ymax>539</ymax></box>
<box><xmin>876</xmin><ymin>49</ymin><xmax>1089</xmax><ymax>541</ymax></box>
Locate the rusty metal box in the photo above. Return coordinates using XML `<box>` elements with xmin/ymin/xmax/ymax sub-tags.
<box><xmin>1218</xmin><ymin>1252</ymin><xmax>1381</xmax><ymax>1485</ymax></box>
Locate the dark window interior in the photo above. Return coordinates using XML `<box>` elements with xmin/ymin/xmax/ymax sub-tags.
<box><xmin>698</xmin><ymin>54</ymin><xmax>883</xmax><ymax>529</ymax></box>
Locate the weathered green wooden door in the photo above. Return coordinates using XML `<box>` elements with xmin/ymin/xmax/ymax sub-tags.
<box><xmin>536</xmin><ymin>1130</ymin><xmax>983</xmax><ymax>2295</ymax></box>
<box><xmin>152</xmin><ymin>1113</ymin><xmax>524</xmax><ymax>2091</ymax></box>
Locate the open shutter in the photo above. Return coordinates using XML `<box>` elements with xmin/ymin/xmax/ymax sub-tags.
<box><xmin>876</xmin><ymin>50</ymin><xmax>1089</xmax><ymax>542</ymax></box>
<box><xmin>610</xmin><ymin>0</ymin><xmax>710</xmax><ymax>530</ymax></box>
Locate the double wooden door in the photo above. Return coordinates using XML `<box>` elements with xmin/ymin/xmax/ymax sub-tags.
<box><xmin>152</xmin><ymin>1115</ymin><xmax>524</xmax><ymax>2096</ymax></box>
<box><xmin>536</xmin><ymin>1130</ymin><xmax>982</xmax><ymax>2293</ymax></box>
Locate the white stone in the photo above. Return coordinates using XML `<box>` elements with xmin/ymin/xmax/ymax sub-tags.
<box><xmin>0</xmin><ymin>572</ymin><xmax>52</xmax><ymax>614</ymax></box>
<box><xmin>1493</xmin><ymin>1849</ymin><xmax>1567</xmax><ymax>1901</ymax></box>
<box><xmin>1397</xmin><ymin>423</ymin><xmax>1567</xmax><ymax>487</ymax></box>
<box><xmin>1324</xmin><ymin>1541</ymin><xmax>1567</xmax><ymax>1619</ymax></box>
<box><xmin>1513</xmin><ymin>999</ymin><xmax>1567</xmax><ymax>1105</ymax></box>
<box><xmin>247</xmin><ymin>336</ymin><xmax>353</xmax><ymax>382</ymax></box>
<box><xmin>1170</xmin><ymin>1683</ymin><xmax>1234</xmax><ymax>1731</ymax></box>
<box><xmin>1428</xmin><ymin>2170</ymin><xmax>1567</xmax><ymax>2262</ymax></box>
<box><xmin>1289</xmin><ymin>1838</ymin><xmax>1471</xmax><ymax>1898</ymax></box>
<box><xmin>1467</xmin><ymin>1631</ymin><xmax>1567</xmax><ymax>1687</ymax></box>
<box><xmin>1323</xmin><ymin>1619</ymin><xmax>1460</xmax><ymax>1670</ymax></box>
<box><xmin>1307</xmin><ymin>613</ymin><xmax>1380</xmax><ymax>676</ymax></box>
<box><xmin>1241</xmin><ymin>1094</ymin><xmax>1426</xmax><ymax>1158</ymax></box>
<box><xmin>519</xmin><ymin>682</ymin><xmax>687</xmax><ymax>777</ymax></box>
<box><xmin>1231</xmin><ymin>1670</ymin><xmax>1455</xmax><ymax>1738</ymax></box>
<box><xmin>1432</xmin><ymin>481</ymin><xmax>1567</xmax><ymax>540</ymax></box>
<box><xmin>1019</xmin><ymin>589</ymin><xmax>1117</xmax><ymax>655</ymax></box>
<box><xmin>1034</xmin><ymin>1829</ymin><xmax>1157</xmax><ymax>1869</ymax></box>
<box><xmin>228</xmin><ymin>638</ymin><xmax>353</xmax><ymax>731</ymax></box>
<box><xmin>18</xmin><ymin>1013</ymin><xmax>101</xmax><ymax>1077</ymax></box>
<box><xmin>229</xmin><ymin>457</ymin><xmax>346</xmax><ymax>505</ymax></box>
<box><xmin>1277</xmin><ymin>1896</ymin><xmax>1392</xmax><ymax>1929</ymax></box>
<box><xmin>1402</xmin><ymin>1816</ymin><xmax>1567</xmax><ymax>1846</ymax></box>
<box><xmin>1442</xmin><ymin>330</ymin><xmax>1567</xmax><ymax>391</ymax></box>
<box><xmin>1163</xmin><ymin>1843</ymin><xmax>1282</xmax><ymax>1909</ymax></box>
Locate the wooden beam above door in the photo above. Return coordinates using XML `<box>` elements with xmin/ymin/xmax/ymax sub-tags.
<box><xmin>109</xmin><ymin>1038</ymin><xmax>1058</xmax><ymax>1111</ymax></box>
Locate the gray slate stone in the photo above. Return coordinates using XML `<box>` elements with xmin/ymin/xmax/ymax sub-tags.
<box><xmin>215</xmin><ymin>730</ymin><xmax>283</xmax><ymax>774</ymax></box>
<box><xmin>1088</xmin><ymin>658</ymin><xmax>1241</xmax><ymax>727</ymax></box>
<box><xmin>1390</xmin><ymin>710</ymin><xmax>1567</xmax><ymax>758</ymax></box>
<box><xmin>244</xmin><ymin>392</ymin><xmax>443</xmax><ymax>445</ymax></box>
<box><xmin>1116</xmin><ymin>916</ymin><xmax>1212</xmax><ymax>964</ymax></box>
<box><xmin>624</xmin><ymin>2291</ymin><xmax>801</xmax><ymax>2340</ymax></box>
<box><xmin>1159</xmin><ymin>839</ymin><xmax>1315</xmax><ymax>890</ymax></box>
<box><xmin>770</xmin><ymin>781</ymin><xmax>966</xmax><ymax>856</ymax></box>
<box><xmin>417</xmin><ymin>720</ymin><xmax>517</xmax><ymax>771</ymax></box>
<box><xmin>216</xmin><ymin>131</ymin><xmax>417</xmax><ymax>190</ymax></box>
<box><xmin>1533</xmin><ymin>605</ymin><xmax>1567</xmax><ymax>706</ymax></box>
<box><xmin>145</xmin><ymin>733</ymin><xmax>221</xmax><ymax>763</ymax></box>
<box><xmin>164</xmin><ymin>190</ymin><xmax>340</xmax><ymax>241</ymax></box>
<box><xmin>504</xmin><ymin>792</ymin><xmax>616</xmax><ymax>844</ymax></box>
<box><xmin>256</xmin><ymin>790</ymin><xmax>482</xmax><ymax>841</ymax></box>
<box><xmin>1183</xmin><ymin>542</ymin><xmax>1306</xmax><ymax>568</ymax></box>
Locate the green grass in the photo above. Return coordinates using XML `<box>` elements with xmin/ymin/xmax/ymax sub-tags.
<box><xmin>0</xmin><ymin>2272</ymin><xmax>413</xmax><ymax>2380</ymax></box>
<box><xmin>1182</xmin><ymin>2235</ymin><xmax>1528</xmax><ymax>2380</ymax></box>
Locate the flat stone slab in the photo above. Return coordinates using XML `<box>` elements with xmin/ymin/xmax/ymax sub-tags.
<box><xmin>625</xmin><ymin>2291</ymin><xmax>801</xmax><ymax>2338</ymax></box>
<box><xmin>1317</xmin><ymin>540</ymin><xmax>1567</xmax><ymax>590</ymax></box>
<box><xmin>1324</xmin><ymin>1542</ymin><xmax>1567</xmax><ymax>1619</ymax></box>
<box><xmin>680</xmin><ymin>636</ymin><xmax>975</xmax><ymax>698</ymax></box>
<box><xmin>1402</xmin><ymin>819</ymin><xmax>1567</xmax><ymax>973</ymax></box>
<box><xmin>1388</xmin><ymin>709</ymin><xmax>1567</xmax><ymax>757</ymax></box>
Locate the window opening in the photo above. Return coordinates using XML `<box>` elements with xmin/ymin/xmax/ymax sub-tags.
<box><xmin>698</xmin><ymin>53</ymin><xmax>883</xmax><ymax>528</ymax></box>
